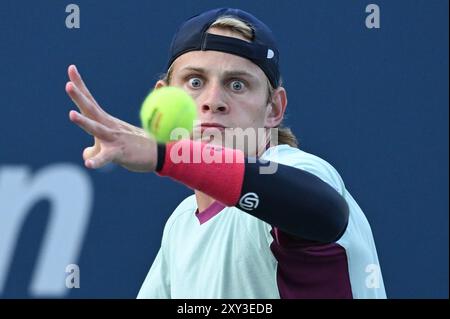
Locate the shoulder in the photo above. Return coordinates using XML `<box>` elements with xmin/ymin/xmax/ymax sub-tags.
<box><xmin>167</xmin><ymin>194</ymin><xmax>197</xmax><ymax>220</ymax></box>
<box><xmin>161</xmin><ymin>194</ymin><xmax>196</xmax><ymax>241</ymax></box>
<box><xmin>262</xmin><ymin>144</ymin><xmax>346</xmax><ymax>194</ymax></box>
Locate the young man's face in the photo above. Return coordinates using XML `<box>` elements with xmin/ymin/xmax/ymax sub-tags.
<box><xmin>159</xmin><ymin>28</ymin><xmax>283</xmax><ymax>156</ymax></box>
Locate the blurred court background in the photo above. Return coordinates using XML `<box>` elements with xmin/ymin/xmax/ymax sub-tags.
<box><xmin>0</xmin><ymin>0</ymin><xmax>448</xmax><ymax>298</ymax></box>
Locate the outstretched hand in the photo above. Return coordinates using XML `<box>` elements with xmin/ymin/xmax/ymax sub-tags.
<box><xmin>66</xmin><ymin>65</ymin><xmax>157</xmax><ymax>172</ymax></box>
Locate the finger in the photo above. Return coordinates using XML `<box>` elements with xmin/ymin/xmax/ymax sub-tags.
<box><xmin>68</xmin><ymin>65</ymin><xmax>98</xmax><ymax>105</ymax></box>
<box><xmin>83</xmin><ymin>145</ymin><xmax>100</xmax><ymax>161</ymax></box>
<box><xmin>66</xmin><ymin>81</ymin><xmax>115</xmax><ymax>128</ymax></box>
<box><xmin>69</xmin><ymin>110</ymin><xmax>115</xmax><ymax>141</ymax></box>
<box><xmin>66</xmin><ymin>81</ymin><xmax>102</xmax><ymax>118</ymax></box>
<box><xmin>85</xmin><ymin>150</ymin><xmax>115</xmax><ymax>169</ymax></box>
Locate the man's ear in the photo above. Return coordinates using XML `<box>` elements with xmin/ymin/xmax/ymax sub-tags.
<box><xmin>265</xmin><ymin>87</ymin><xmax>288</xmax><ymax>128</ymax></box>
<box><xmin>154</xmin><ymin>80</ymin><xmax>168</xmax><ymax>89</ymax></box>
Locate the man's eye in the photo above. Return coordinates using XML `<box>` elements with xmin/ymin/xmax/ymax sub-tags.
<box><xmin>188</xmin><ymin>78</ymin><xmax>203</xmax><ymax>88</ymax></box>
<box><xmin>230</xmin><ymin>80</ymin><xmax>244</xmax><ymax>91</ymax></box>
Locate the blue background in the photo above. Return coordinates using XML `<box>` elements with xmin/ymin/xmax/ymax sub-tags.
<box><xmin>0</xmin><ymin>0</ymin><xmax>448</xmax><ymax>298</ymax></box>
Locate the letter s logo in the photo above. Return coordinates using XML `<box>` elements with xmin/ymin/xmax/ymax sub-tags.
<box><xmin>238</xmin><ymin>193</ymin><xmax>259</xmax><ymax>211</ymax></box>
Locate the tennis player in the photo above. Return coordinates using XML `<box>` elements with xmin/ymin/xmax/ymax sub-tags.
<box><xmin>66</xmin><ymin>8</ymin><xmax>387</xmax><ymax>299</ymax></box>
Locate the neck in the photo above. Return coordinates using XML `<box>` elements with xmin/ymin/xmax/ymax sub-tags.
<box><xmin>195</xmin><ymin>190</ymin><xmax>216</xmax><ymax>213</ymax></box>
<box><xmin>194</xmin><ymin>134</ymin><xmax>273</xmax><ymax>212</ymax></box>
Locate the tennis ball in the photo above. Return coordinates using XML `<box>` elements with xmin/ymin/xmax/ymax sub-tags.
<box><xmin>140</xmin><ymin>86</ymin><xmax>197</xmax><ymax>143</ymax></box>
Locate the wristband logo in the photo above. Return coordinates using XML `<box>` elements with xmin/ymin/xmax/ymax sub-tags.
<box><xmin>239</xmin><ymin>192</ymin><xmax>259</xmax><ymax>211</ymax></box>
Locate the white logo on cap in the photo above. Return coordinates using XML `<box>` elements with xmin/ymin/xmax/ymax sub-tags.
<box><xmin>267</xmin><ymin>49</ymin><xmax>274</xmax><ymax>59</ymax></box>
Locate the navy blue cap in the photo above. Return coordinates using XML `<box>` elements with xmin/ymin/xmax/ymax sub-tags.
<box><xmin>167</xmin><ymin>8</ymin><xmax>281</xmax><ymax>88</ymax></box>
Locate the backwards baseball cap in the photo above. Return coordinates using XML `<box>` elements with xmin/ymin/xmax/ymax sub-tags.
<box><xmin>167</xmin><ymin>8</ymin><xmax>281</xmax><ymax>88</ymax></box>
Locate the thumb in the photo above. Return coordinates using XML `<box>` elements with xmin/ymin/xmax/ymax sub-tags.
<box><xmin>85</xmin><ymin>150</ymin><xmax>115</xmax><ymax>169</ymax></box>
<box><xmin>83</xmin><ymin>139</ymin><xmax>101</xmax><ymax>160</ymax></box>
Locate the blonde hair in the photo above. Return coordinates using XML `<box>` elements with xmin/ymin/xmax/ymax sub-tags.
<box><xmin>210</xmin><ymin>16</ymin><xmax>254</xmax><ymax>40</ymax></box>
<box><xmin>161</xmin><ymin>16</ymin><xmax>299</xmax><ymax>148</ymax></box>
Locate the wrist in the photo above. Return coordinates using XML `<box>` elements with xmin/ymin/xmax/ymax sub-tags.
<box><xmin>155</xmin><ymin>143</ymin><xmax>166</xmax><ymax>172</ymax></box>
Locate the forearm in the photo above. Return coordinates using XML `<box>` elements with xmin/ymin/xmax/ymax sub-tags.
<box><xmin>156</xmin><ymin>140</ymin><xmax>349</xmax><ymax>243</ymax></box>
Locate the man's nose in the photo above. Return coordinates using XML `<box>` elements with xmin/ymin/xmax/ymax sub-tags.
<box><xmin>199</xmin><ymin>82</ymin><xmax>229</xmax><ymax>114</ymax></box>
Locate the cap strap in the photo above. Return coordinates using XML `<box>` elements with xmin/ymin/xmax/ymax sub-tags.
<box><xmin>202</xmin><ymin>33</ymin><xmax>270</xmax><ymax>60</ymax></box>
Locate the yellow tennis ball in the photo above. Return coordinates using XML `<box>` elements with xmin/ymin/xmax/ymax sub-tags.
<box><xmin>140</xmin><ymin>86</ymin><xmax>197</xmax><ymax>143</ymax></box>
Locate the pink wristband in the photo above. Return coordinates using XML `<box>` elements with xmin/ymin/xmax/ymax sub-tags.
<box><xmin>157</xmin><ymin>140</ymin><xmax>245</xmax><ymax>206</ymax></box>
